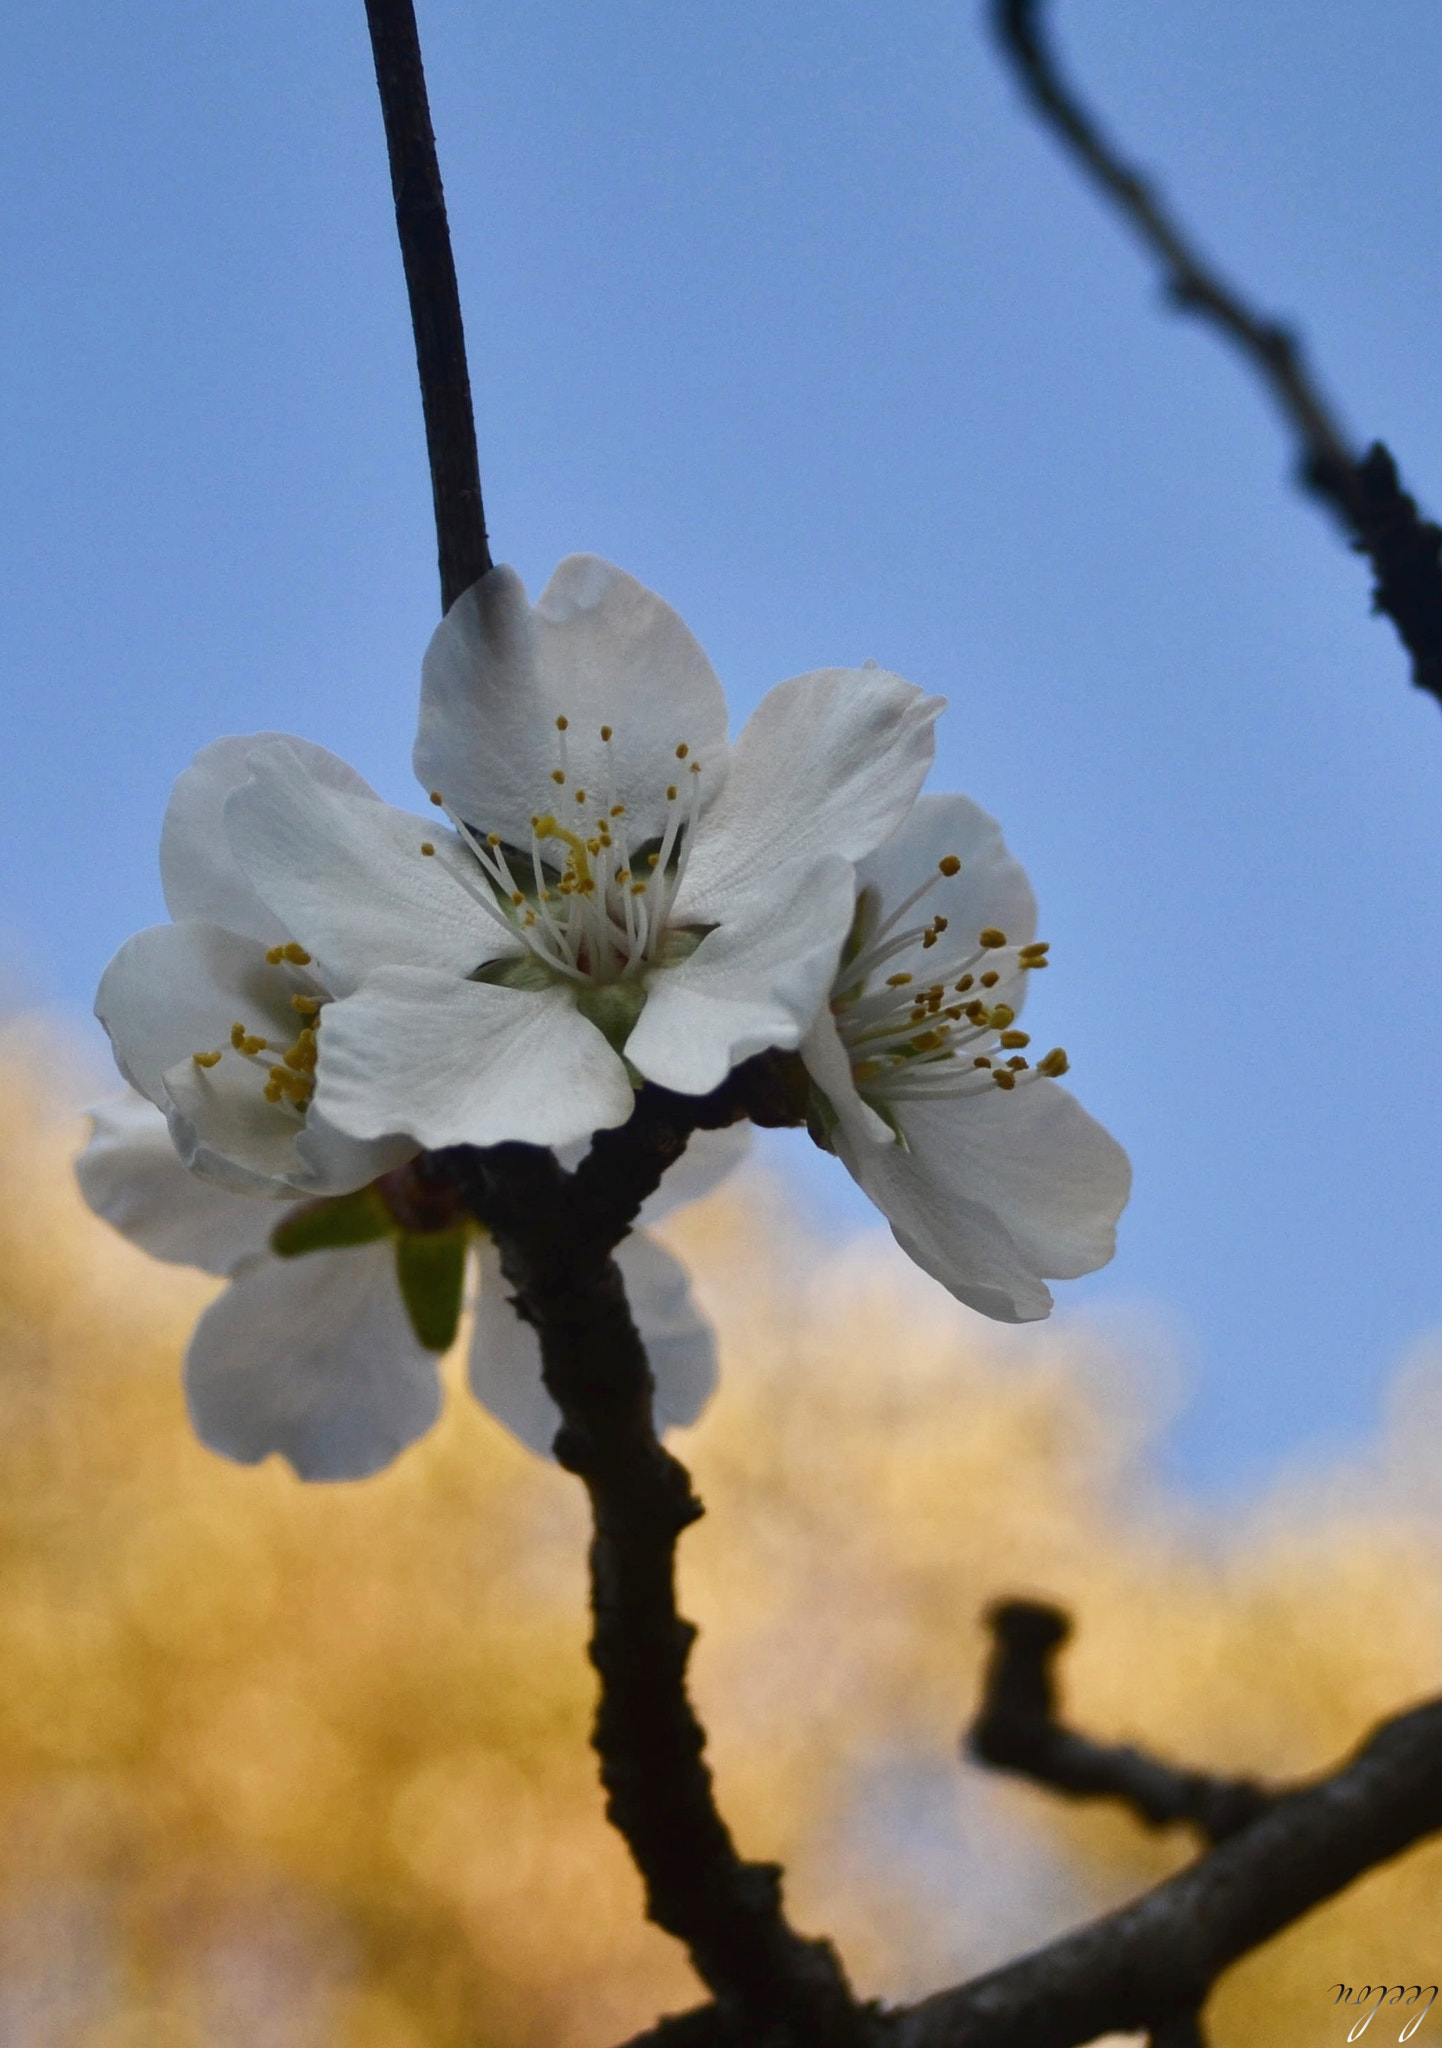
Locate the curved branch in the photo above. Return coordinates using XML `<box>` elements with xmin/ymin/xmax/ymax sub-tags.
<box><xmin>363</xmin><ymin>0</ymin><xmax>492</xmax><ymax>607</ymax></box>
<box><xmin>968</xmin><ymin>1599</ymin><xmax>1270</xmax><ymax>1844</ymax></box>
<box><xmin>445</xmin><ymin>1063</ymin><xmax>861</xmax><ymax>2043</ymax></box>
<box><xmin>896</xmin><ymin>1687</ymin><xmax>1442</xmax><ymax>2046</ymax></box>
<box><xmin>991</xmin><ymin>0</ymin><xmax>1442</xmax><ymax>705</ymax></box>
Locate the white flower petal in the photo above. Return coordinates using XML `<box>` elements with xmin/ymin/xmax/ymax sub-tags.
<box><xmin>468</xmin><ymin>1231</ymin><xmax>716</xmax><ymax>1458</ymax></box>
<box><xmin>291</xmin><ymin>1110</ymin><xmax>417</xmax><ymax>1197</ymax></box>
<box><xmin>895</xmin><ymin>1081</ymin><xmax>1131</xmax><ymax>1282</ymax></box>
<box><xmin>639</xmin><ymin>1120</ymin><xmax>751</xmax><ymax>1223</ymax></box>
<box><xmin>626</xmin><ymin>856</ymin><xmax>857</xmax><ymax>1096</ymax></box>
<box><xmin>834</xmin><ymin>1117</ymin><xmax>1055</xmax><ymax>1323</ymax></box>
<box><xmin>76</xmin><ymin>1092</ymin><xmax>282</xmax><ymax>1275</ymax></box>
<box><xmin>468</xmin><ymin>1239</ymin><xmax>559</xmax><ymax>1457</ymax></box>
<box><xmin>675</xmin><ymin>666</ymin><xmax>942</xmax><ymax>922</ymax></box>
<box><xmin>96</xmin><ymin>921</ymin><xmax>302</xmax><ymax>1110</ymax></box>
<box><xmin>163</xmin><ymin>1051</ymin><xmax>322</xmax><ymax>1195</ymax></box>
<box><xmin>800</xmin><ymin>1004</ymin><xmax>896</xmax><ymax>1150</ymax></box>
<box><xmin>185</xmin><ymin>1239</ymin><xmax>442</xmax><ymax>1481</ymax></box>
<box><xmin>313</xmin><ymin>968</ymin><xmax>635</xmax><ymax>1150</ymax></box>
<box><xmin>161</xmin><ymin>734</ymin><xmax>379</xmax><ymax>944</ymax></box>
<box><xmin>224</xmin><ymin>741</ymin><xmax>500</xmax><ymax>997</ymax></box>
<box><xmin>616</xmin><ymin>1231</ymin><xmax>717</xmax><ymax>1432</ymax></box>
<box><xmin>855</xmin><ymin>790</ymin><xmax>1038</xmax><ymax>975</ymax></box>
<box><xmin>416</xmin><ymin>559</ymin><xmax>729</xmax><ymax>846</ymax></box>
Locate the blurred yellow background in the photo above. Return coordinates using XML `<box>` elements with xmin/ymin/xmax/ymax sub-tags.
<box><xmin>0</xmin><ymin>1021</ymin><xmax>1437</xmax><ymax>2047</ymax></box>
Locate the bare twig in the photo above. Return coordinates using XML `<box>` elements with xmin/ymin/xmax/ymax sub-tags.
<box><xmin>991</xmin><ymin>0</ymin><xmax>1442</xmax><ymax>706</ymax></box>
<box><xmin>363</xmin><ymin>0</ymin><xmax>491</xmax><ymax>608</ymax></box>
<box><xmin>968</xmin><ymin>1599</ymin><xmax>1270</xmax><ymax>1844</ymax></box>
<box><xmin>620</xmin><ymin>1673</ymin><xmax>1442</xmax><ymax>2048</ymax></box>
<box><xmin>444</xmin><ymin>1059</ymin><xmax>862</xmax><ymax>2045</ymax></box>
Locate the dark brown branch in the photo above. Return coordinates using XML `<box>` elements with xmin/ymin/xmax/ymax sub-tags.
<box><xmin>968</xmin><ymin>1600</ymin><xmax>1270</xmax><ymax>1844</ymax></box>
<box><xmin>991</xmin><ymin>0</ymin><xmax>1442</xmax><ymax>706</ymax></box>
<box><xmin>619</xmin><ymin>1669</ymin><xmax>1442</xmax><ymax>2048</ymax></box>
<box><xmin>895</xmin><ymin>1687</ymin><xmax>1442</xmax><ymax>2047</ymax></box>
<box><xmin>363</xmin><ymin>0</ymin><xmax>491</xmax><ymax>608</ymax></box>
<box><xmin>443</xmin><ymin>1060</ymin><xmax>862</xmax><ymax>2044</ymax></box>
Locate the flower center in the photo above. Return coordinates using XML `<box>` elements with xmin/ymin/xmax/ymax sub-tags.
<box><xmin>428</xmin><ymin>718</ymin><xmax>708</xmax><ymax>991</ymax></box>
<box><xmin>189</xmin><ymin>942</ymin><xmax>326</xmax><ymax>1119</ymax></box>
<box><xmin>832</xmin><ymin>859</ymin><xmax>1068</xmax><ymax>1103</ymax></box>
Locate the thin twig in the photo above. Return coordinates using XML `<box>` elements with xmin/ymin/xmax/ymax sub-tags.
<box><xmin>968</xmin><ymin>1600</ymin><xmax>1270</xmax><ymax>1844</ymax></box>
<box><xmin>363</xmin><ymin>0</ymin><xmax>491</xmax><ymax>608</ymax></box>
<box><xmin>620</xmin><ymin>1674</ymin><xmax>1442</xmax><ymax>2048</ymax></box>
<box><xmin>991</xmin><ymin>0</ymin><xmax>1442</xmax><ymax>705</ymax></box>
<box><xmin>444</xmin><ymin>1059</ymin><xmax>862</xmax><ymax>2045</ymax></box>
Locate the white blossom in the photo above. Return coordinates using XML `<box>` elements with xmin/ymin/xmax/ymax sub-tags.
<box><xmin>219</xmin><ymin>556</ymin><xmax>942</xmax><ymax>1153</ymax></box>
<box><xmin>77</xmin><ymin>1094</ymin><xmax>745</xmax><ymax>1480</ymax></box>
<box><xmin>801</xmin><ymin>793</ymin><xmax>1130</xmax><ymax>1322</ymax></box>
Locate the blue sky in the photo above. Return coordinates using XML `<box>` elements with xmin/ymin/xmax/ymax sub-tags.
<box><xmin>4</xmin><ymin>1</ymin><xmax>1442</xmax><ymax>1491</ymax></box>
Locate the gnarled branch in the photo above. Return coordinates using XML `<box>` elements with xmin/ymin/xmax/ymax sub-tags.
<box><xmin>442</xmin><ymin>1060</ymin><xmax>862</xmax><ymax>2045</ymax></box>
<box><xmin>991</xmin><ymin>0</ymin><xmax>1442</xmax><ymax>705</ymax></box>
<box><xmin>968</xmin><ymin>1599</ymin><xmax>1270</xmax><ymax>1844</ymax></box>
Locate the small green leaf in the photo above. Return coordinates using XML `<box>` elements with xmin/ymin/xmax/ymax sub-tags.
<box><xmin>394</xmin><ymin>1229</ymin><xmax>468</xmax><ymax>1352</ymax></box>
<box><xmin>271</xmin><ymin>1185</ymin><xmax>393</xmax><ymax>1257</ymax></box>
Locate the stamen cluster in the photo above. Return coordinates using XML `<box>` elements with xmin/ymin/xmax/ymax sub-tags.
<box><xmin>428</xmin><ymin>717</ymin><xmax>704</xmax><ymax>985</ymax></box>
<box><xmin>834</xmin><ymin>857</ymin><xmax>1068</xmax><ymax>1103</ymax></box>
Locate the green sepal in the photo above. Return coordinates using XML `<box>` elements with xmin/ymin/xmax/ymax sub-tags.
<box><xmin>576</xmin><ymin>978</ymin><xmax>648</xmax><ymax>1053</ymax></box>
<box><xmin>271</xmin><ymin>1185</ymin><xmax>393</xmax><ymax>1258</ymax></box>
<box><xmin>394</xmin><ymin>1228</ymin><xmax>468</xmax><ymax>1352</ymax></box>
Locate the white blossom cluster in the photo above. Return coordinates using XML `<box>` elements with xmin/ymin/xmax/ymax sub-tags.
<box><xmin>82</xmin><ymin>557</ymin><xmax>1129</xmax><ymax>1479</ymax></box>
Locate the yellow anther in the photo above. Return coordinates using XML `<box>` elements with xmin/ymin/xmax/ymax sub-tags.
<box><xmin>510</xmin><ymin>891</ymin><xmax>525</xmax><ymax>907</ymax></box>
<box><xmin>689</xmin><ymin>760</ymin><xmax>701</xmax><ymax>774</ymax></box>
<box><xmin>990</xmin><ymin>1004</ymin><xmax>1016</xmax><ymax>1029</ymax></box>
<box><xmin>487</xmin><ymin>833</ymin><xmax>501</xmax><ymax>846</ymax></box>
<box><xmin>420</xmin><ymin>841</ymin><xmax>435</xmax><ymax>856</ymax></box>
<box><xmin>631</xmin><ymin>882</ymin><xmax>647</xmax><ymax>895</ymax></box>
<box><xmin>973</xmin><ymin>1056</ymin><xmax>992</xmax><ymax>1069</ymax></box>
<box><xmin>263</xmin><ymin>1080</ymin><xmax>283</xmax><ymax>1102</ymax></box>
<box><xmin>922</xmin><ymin>931</ymin><xmax>937</xmax><ymax>949</ymax></box>
<box><xmin>600</xmin><ymin>724</ymin><xmax>613</xmax><ymax>741</ymax></box>
<box><xmin>587</xmin><ymin>837</ymin><xmax>601</xmax><ymax>855</ymax></box>
<box><xmin>231</xmin><ymin>1022</ymin><xmax>247</xmax><ymax>1050</ymax></box>
<box><xmin>886</xmin><ymin>972</ymin><xmax>913</xmax><ymax>987</ymax></box>
<box><xmin>955</xmin><ymin>974</ymin><xmax>974</xmax><ymax>993</ymax></box>
<box><xmin>648</xmin><ymin>851</ymin><xmax>660</xmax><ymax>867</ymax></box>
<box><xmin>574</xmin><ymin>789</ymin><xmax>587</xmax><ymax>803</ymax></box>
<box><xmin>911</xmin><ymin>1029</ymin><xmax>946</xmax><ymax>1052</ymax></box>
<box><xmin>240</xmin><ymin>1035</ymin><xmax>268</xmax><ymax>1057</ymax></box>
<box><xmin>1020</xmin><ymin>956</ymin><xmax>1049</xmax><ymax>970</ymax></box>
<box><xmin>1038</xmin><ymin>1047</ymin><xmax>1070</xmax><ymax>1077</ymax></box>
<box><xmin>265</xmin><ymin>946</ymin><xmax>285</xmax><ymax>965</ymax></box>
<box><xmin>1007</xmin><ymin>1055</ymin><xmax>1029</xmax><ymax>1071</ymax></box>
<box><xmin>555</xmin><ymin>715</ymin><xmax>569</xmax><ymax>731</ymax></box>
<box><xmin>964</xmin><ymin>1000</ymin><xmax>988</xmax><ymax>1024</ymax></box>
<box><xmin>281</xmin><ymin>943</ymin><xmax>311</xmax><ymax>965</ymax></box>
<box><xmin>610</xmin><ymin>803</ymin><xmax>626</xmax><ymax>817</ymax></box>
<box><xmin>852</xmin><ymin>1059</ymin><xmax>881</xmax><ymax>1083</ymax></box>
<box><xmin>980</xmin><ymin>970</ymin><xmax>1000</xmax><ymax>988</ymax></box>
<box><xmin>283</xmin><ymin>1029</ymin><xmax>317</xmax><ymax>1072</ymax></box>
<box><xmin>992</xmin><ymin>1068</ymin><xmax>1017</xmax><ymax>1091</ymax></box>
<box><xmin>932</xmin><ymin>915</ymin><xmax>949</xmax><ymax>934</ymax></box>
<box><xmin>999</xmin><ymin>1029</ymin><xmax>1030</xmax><ymax>1049</ymax></box>
<box><xmin>429</xmin><ymin>790</ymin><xmax>443</xmax><ymax>806</ymax></box>
<box><xmin>579</xmin><ymin>876</ymin><xmax>596</xmax><ymax>894</ymax></box>
<box><xmin>979</xmin><ymin>928</ymin><xmax>1007</xmax><ymax>949</ymax></box>
<box><xmin>938</xmin><ymin>855</ymin><xmax>961</xmax><ymax>877</ymax></box>
<box><xmin>551</xmin><ymin>768</ymin><xmax>566</xmax><ymax>784</ymax></box>
<box><xmin>675</xmin><ymin>742</ymin><xmax>689</xmax><ymax>759</ymax></box>
<box><xmin>291</xmin><ymin>995</ymin><xmax>320</xmax><ymax>1017</ymax></box>
<box><xmin>944</xmin><ymin>1004</ymin><xmax>964</xmax><ymax>1020</ymax></box>
<box><xmin>666</xmin><ymin>785</ymin><xmax>678</xmax><ymax>801</ymax></box>
<box><xmin>192</xmin><ymin>1049</ymin><xmax>222</xmax><ymax>1069</ymax></box>
<box><xmin>1019</xmin><ymin>941</ymin><xmax>1050</xmax><ymax>962</ymax></box>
